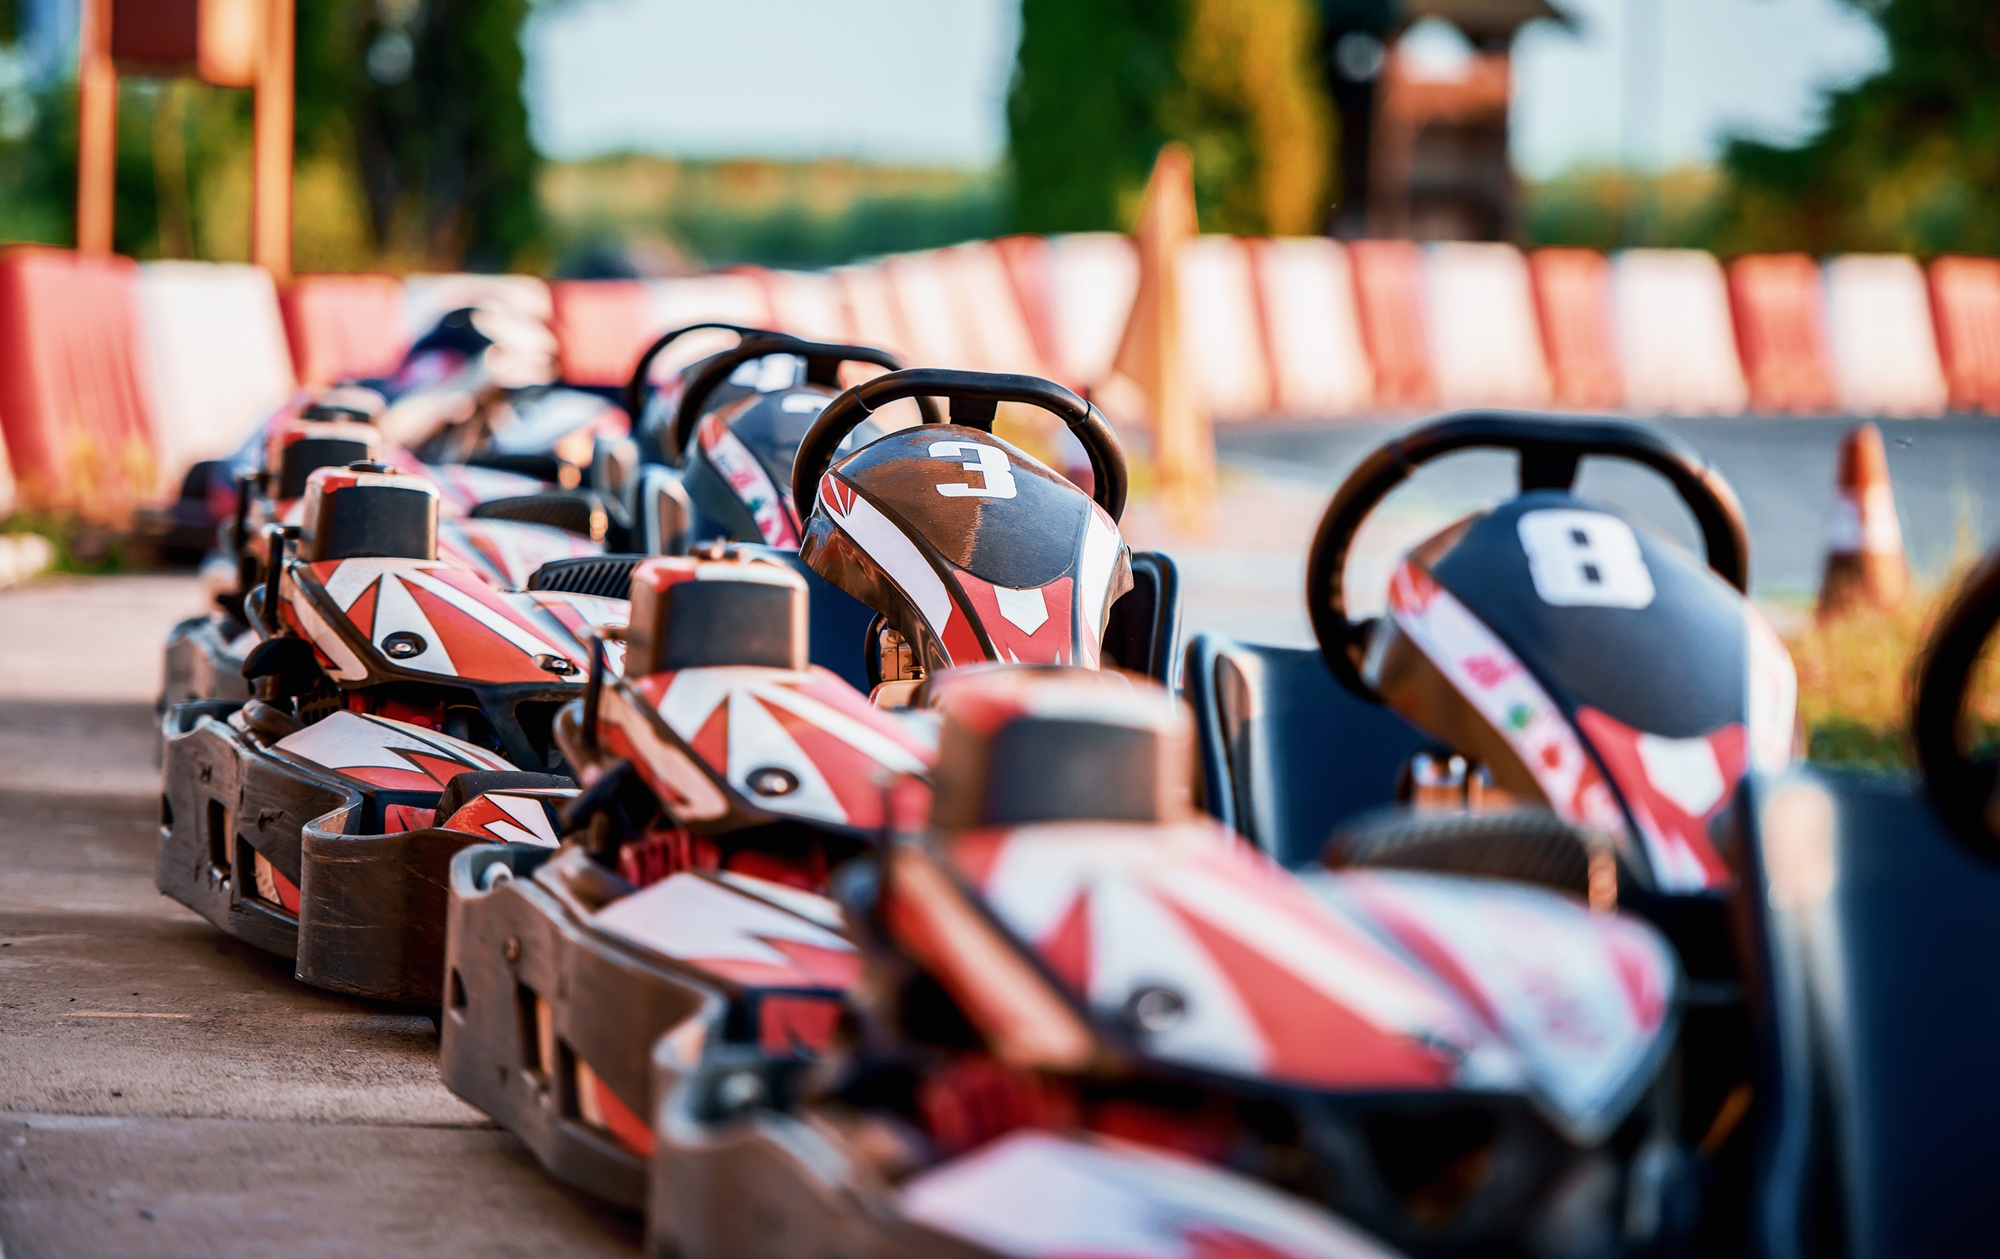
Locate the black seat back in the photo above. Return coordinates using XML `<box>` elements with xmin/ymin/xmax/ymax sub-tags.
<box><xmin>1102</xmin><ymin>550</ymin><xmax>1183</xmax><ymax>687</ymax></box>
<box><xmin>1734</xmin><ymin>768</ymin><xmax>2000</xmax><ymax>1258</ymax></box>
<box><xmin>1183</xmin><ymin>632</ymin><xmax>1432</xmax><ymax>868</ymax></box>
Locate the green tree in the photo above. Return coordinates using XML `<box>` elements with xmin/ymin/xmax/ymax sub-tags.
<box><xmin>1714</xmin><ymin>0</ymin><xmax>2000</xmax><ymax>256</ymax></box>
<box><xmin>1007</xmin><ymin>0</ymin><xmax>1332</xmax><ymax>235</ymax></box>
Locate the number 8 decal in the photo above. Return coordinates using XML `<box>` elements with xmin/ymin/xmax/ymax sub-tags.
<box><xmin>929</xmin><ymin>441</ymin><xmax>1018</xmax><ymax>500</ymax></box>
<box><xmin>1517</xmin><ymin>509</ymin><xmax>1656</xmax><ymax>608</ymax></box>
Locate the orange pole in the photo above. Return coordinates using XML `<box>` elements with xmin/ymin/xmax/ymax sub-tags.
<box><xmin>76</xmin><ymin>0</ymin><xmax>118</xmax><ymax>254</ymax></box>
<box><xmin>251</xmin><ymin>0</ymin><xmax>295</xmax><ymax>282</ymax></box>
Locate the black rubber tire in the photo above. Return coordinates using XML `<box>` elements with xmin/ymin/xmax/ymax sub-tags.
<box><xmin>1325</xmin><ymin>808</ymin><xmax>1595</xmax><ymax>898</ymax></box>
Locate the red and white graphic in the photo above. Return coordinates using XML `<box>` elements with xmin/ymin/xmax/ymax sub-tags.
<box><xmin>815</xmin><ymin>472</ymin><xmax>1127</xmax><ymax>670</ymax></box>
<box><xmin>1574</xmin><ymin>707</ymin><xmax>1747</xmax><ymax>892</ymax></box>
<box><xmin>590</xmin><ymin>870</ymin><xmax>860</xmax><ymax>990</ymax></box>
<box><xmin>439</xmin><ymin>789</ymin><xmax>571</xmax><ymax>847</ymax></box>
<box><xmin>900</xmin><ymin>1131</ymin><xmax>1403</xmax><ymax>1259</ymax></box>
<box><xmin>271</xmin><ymin>710</ymin><xmax>514</xmax><ymax>792</ymax></box>
<box><xmin>1319</xmin><ymin>871</ymin><xmax>1677</xmax><ymax>1142</ymax></box>
<box><xmin>1384</xmin><ymin>561</ymin><xmax>1628</xmax><ymax>841</ymax></box>
<box><xmin>935</xmin><ymin>822</ymin><xmax>1520</xmax><ymax>1094</ymax></box>
<box><xmin>616</xmin><ymin>664</ymin><xmax>933</xmax><ymax>831</ymax></box>
<box><xmin>288</xmin><ymin>557</ymin><xmax>598</xmax><ymax>685</ymax></box>
<box><xmin>440</xmin><ymin>517</ymin><xmax>600</xmax><ymax>591</ymax></box>
<box><xmin>699</xmin><ymin>416</ymin><xmax>800</xmax><ymax>548</ymax></box>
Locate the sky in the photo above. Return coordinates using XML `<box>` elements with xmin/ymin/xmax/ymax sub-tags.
<box><xmin>526</xmin><ymin>0</ymin><xmax>1888</xmax><ymax>176</ymax></box>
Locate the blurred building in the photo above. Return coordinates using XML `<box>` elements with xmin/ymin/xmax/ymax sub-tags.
<box><xmin>1320</xmin><ymin>0</ymin><xmax>1568</xmax><ymax>240</ymax></box>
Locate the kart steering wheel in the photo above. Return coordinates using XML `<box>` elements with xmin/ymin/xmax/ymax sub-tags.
<box><xmin>791</xmin><ymin>368</ymin><xmax>1128</xmax><ymax>523</ymax></box>
<box><xmin>619</xmin><ymin>322</ymin><xmax>768</xmax><ymax>428</ymax></box>
<box><xmin>1912</xmin><ymin>545</ymin><xmax>2000</xmax><ymax>858</ymax></box>
<box><xmin>667</xmin><ymin>335</ymin><xmax>935</xmax><ymax>462</ymax></box>
<box><xmin>1306</xmin><ymin>411</ymin><xmax>1751</xmax><ymax>700</ymax></box>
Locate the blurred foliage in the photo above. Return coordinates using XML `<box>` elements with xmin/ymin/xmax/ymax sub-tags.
<box><xmin>541</xmin><ymin>156</ymin><xmax>1005</xmax><ymax>274</ymax></box>
<box><xmin>1783</xmin><ymin>585</ymin><xmax>2000</xmax><ymax>770</ymax></box>
<box><xmin>0</xmin><ymin>0</ymin><xmax>543</xmax><ymax>270</ymax></box>
<box><xmin>1008</xmin><ymin>0</ymin><xmax>1332</xmax><ymax>235</ymax></box>
<box><xmin>1712</xmin><ymin>0</ymin><xmax>2000</xmax><ymax>256</ymax></box>
<box><xmin>1522</xmin><ymin>165</ymin><xmax>1723</xmax><ymax>251</ymax></box>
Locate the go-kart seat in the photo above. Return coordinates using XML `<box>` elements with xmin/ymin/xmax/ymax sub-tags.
<box><xmin>525</xmin><ymin>548</ymin><xmax>877</xmax><ymax>694</ymax></box>
<box><xmin>1102</xmin><ymin>550</ymin><xmax>1183</xmax><ymax>687</ymax></box>
<box><xmin>1183</xmin><ymin>631</ymin><xmax>1432</xmax><ymax>869</ymax></box>
<box><xmin>1733</xmin><ymin>768</ymin><xmax>2000</xmax><ymax>1257</ymax></box>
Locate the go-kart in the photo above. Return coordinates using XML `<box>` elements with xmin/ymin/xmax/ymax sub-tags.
<box><xmin>793</xmin><ymin>366</ymin><xmax>1178</xmax><ymax>691</ymax></box>
<box><xmin>1184</xmin><ymin>411</ymin><xmax>1798</xmax><ymax>1242</ymax></box>
<box><xmin>162</xmin><ymin>395</ymin><xmax>609</xmax><ymax>717</ymax></box>
<box><xmin>438</xmin><ymin>364</ymin><xmax>1184</xmax><ymax>1205</ymax></box>
<box><xmin>619</xmin><ymin>330</ymin><xmax>921</xmax><ymax>556</ymax></box>
<box><xmin>1723</xmin><ymin>541</ymin><xmax>2000</xmax><ymax>1257</ymax></box>
<box><xmin>642</xmin><ymin>664</ymin><xmax>1690</xmax><ymax>1259</ymax></box>
<box><xmin>157</xmin><ymin>461</ymin><xmax>630</xmax><ymax>1005</ymax></box>
<box><xmin>440</xmin><ymin>550</ymin><xmax>935</xmax><ymax>1206</ymax></box>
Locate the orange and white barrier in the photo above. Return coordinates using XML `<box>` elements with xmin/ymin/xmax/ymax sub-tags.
<box><xmin>833</xmin><ymin>263</ymin><xmax>910</xmax><ymax>362</ymax></box>
<box><xmin>1045</xmin><ymin>233</ymin><xmax>1140</xmax><ymax>393</ymax></box>
<box><xmin>881</xmin><ymin>249</ymin><xmax>982</xmax><ymax>370</ymax></box>
<box><xmin>0</xmin><ymin>247</ymin><xmax>156</xmax><ymax>520</ymax></box>
<box><xmin>1613</xmin><ymin>250</ymin><xmax>1747</xmax><ymax>415</ymax></box>
<box><xmin>549</xmin><ymin>280</ymin><xmax>658</xmax><ymax>388</ymax></box>
<box><xmin>1529</xmin><ymin>248</ymin><xmax>1621</xmax><ymax>410</ymax></box>
<box><xmin>1426</xmin><ymin>242</ymin><xmax>1549</xmax><ymax>409</ymax></box>
<box><xmin>1929</xmin><ymin>255</ymin><xmax>2000</xmax><ymax>414</ymax></box>
<box><xmin>938</xmin><ymin>242</ymin><xmax>1047</xmax><ymax>376</ymax></box>
<box><xmin>401</xmin><ymin>272</ymin><xmax>552</xmax><ymax>336</ymax></box>
<box><xmin>1178</xmin><ymin>235</ymin><xmax>1273</xmax><ymax>421</ymax></box>
<box><xmin>1824</xmin><ymin>254</ymin><xmax>1947</xmax><ymax>417</ymax></box>
<box><xmin>136</xmin><ymin>261</ymin><xmax>298</xmax><ymax>491</ymax></box>
<box><xmin>1728</xmin><ymin>253</ymin><xmax>1834</xmax><ymax>414</ymax></box>
<box><xmin>756</xmin><ymin>268</ymin><xmax>854</xmax><ymax>344</ymax></box>
<box><xmin>282</xmin><ymin>272</ymin><xmax>409</xmax><ymax>386</ymax></box>
<box><xmin>1349</xmin><ymin>239</ymin><xmax>1434</xmax><ymax>409</ymax></box>
<box><xmin>1252</xmin><ymin>237</ymin><xmax>1373</xmax><ymax>416</ymax></box>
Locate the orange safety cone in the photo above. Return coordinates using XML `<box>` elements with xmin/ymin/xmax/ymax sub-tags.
<box><xmin>1817</xmin><ymin>421</ymin><xmax>1909</xmax><ymax>620</ymax></box>
<box><xmin>1112</xmin><ymin>143</ymin><xmax>1215</xmax><ymax>533</ymax></box>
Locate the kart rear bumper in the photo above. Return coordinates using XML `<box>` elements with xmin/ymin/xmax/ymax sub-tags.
<box><xmin>439</xmin><ymin>844</ymin><xmax>715</xmax><ymax>1210</ymax></box>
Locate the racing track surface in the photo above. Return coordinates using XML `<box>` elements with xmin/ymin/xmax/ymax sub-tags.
<box><xmin>0</xmin><ymin>577</ymin><xmax>641</xmax><ymax>1259</ymax></box>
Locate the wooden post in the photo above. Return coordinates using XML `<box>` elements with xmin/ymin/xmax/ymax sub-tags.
<box><xmin>1112</xmin><ymin>144</ymin><xmax>1215</xmax><ymax>533</ymax></box>
<box><xmin>250</xmin><ymin>0</ymin><xmax>295</xmax><ymax>282</ymax></box>
<box><xmin>76</xmin><ymin>0</ymin><xmax>119</xmax><ymax>254</ymax></box>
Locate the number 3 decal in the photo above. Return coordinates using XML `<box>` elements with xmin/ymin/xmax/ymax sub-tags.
<box><xmin>1517</xmin><ymin>509</ymin><xmax>1655</xmax><ymax>608</ymax></box>
<box><xmin>929</xmin><ymin>441</ymin><xmax>1018</xmax><ymax>500</ymax></box>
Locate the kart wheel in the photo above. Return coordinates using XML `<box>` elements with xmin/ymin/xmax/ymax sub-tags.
<box><xmin>1325</xmin><ymin>808</ymin><xmax>1596</xmax><ymax>898</ymax></box>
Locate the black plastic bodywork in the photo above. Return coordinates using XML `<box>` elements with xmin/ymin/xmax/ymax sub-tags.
<box><xmin>1733</xmin><ymin>768</ymin><xmax>2000</xmax><ymax>1257</ymax></box>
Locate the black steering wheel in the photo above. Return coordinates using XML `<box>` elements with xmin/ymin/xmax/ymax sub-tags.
<box><xmin>1913</xmin><ymin>545</ymin><xmax>2000</xmax><ymax>857</ymax></box>
<box><xmin>791</xmin><ymin>368</ymin><xmax>1128</xmax><ymax>523</ymax></box>
<box><xmin>668</xmin><ymin>335</ymin><xmax>934</xmax><ymax>462</ymax></box>
<box><xmin>1306</xmin><ymin>411</ymin><xmax>1752</xmax><ymax>700</ymax></box>
<box><xmin>619</xmin><ymin>322</ymin><xmax>769</xmax><ymax>427</ymax></box>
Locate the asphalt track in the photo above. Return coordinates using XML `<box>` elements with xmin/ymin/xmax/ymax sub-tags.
<box><xmin>0</xmin><ymin>578</ymin><xmax>641</xmax><ymax>1259</ymax></box>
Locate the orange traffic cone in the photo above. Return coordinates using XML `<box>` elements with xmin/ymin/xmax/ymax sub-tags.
<box><xmin>1817</xmin><ymin>422</ymin><xmax>1908</xmax><ymax>620</ymax></box>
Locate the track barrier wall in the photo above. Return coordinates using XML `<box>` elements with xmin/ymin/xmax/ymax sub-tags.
<box><xmin>3</xmin><ymin>237</ymin><xmax>1997</xmax><ymax>520</ymax></box>
<box><xmin>1528</xmin><ymin>248</ymin><xmax>1622</xmax><ymax>411</ymax></box>
<box><xmin>1729</xmin><ymin>253</ymin><xmax>1836</xmax><ymax>415</ymax></box>
<box><xmin>1825</xmin><ymin>254</ymin><xmax>1948</xmax><ymax>418</ymax></box>
<box><xmin>1931</xmin><ymin>255</ymin><xmax>2000</xmax><ymax>415</ymax></box>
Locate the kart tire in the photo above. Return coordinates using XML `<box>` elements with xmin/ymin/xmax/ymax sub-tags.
<box><xmin>1324</xmin><ymin>808</ymin><xmax>1593</xmax><ymax>898</ymax></box>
